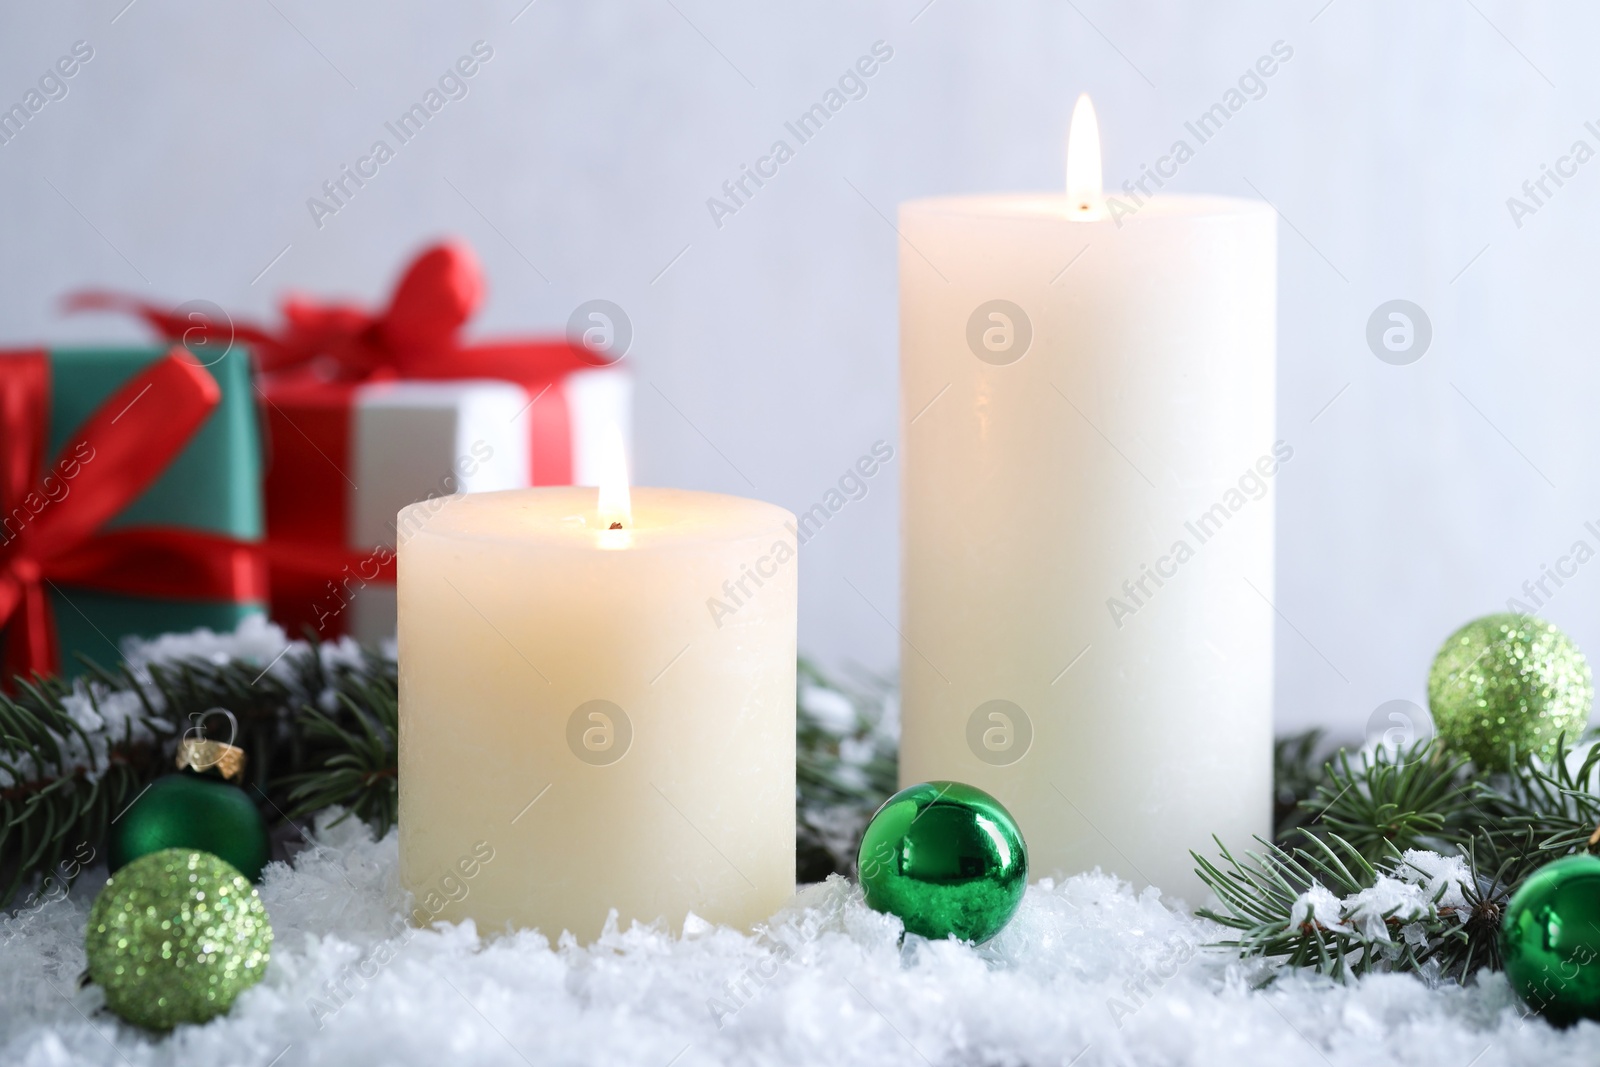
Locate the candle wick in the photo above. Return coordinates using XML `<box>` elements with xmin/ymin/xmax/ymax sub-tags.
<box><xmin>609</xmin><ymin>522</ymin><xmax>623</xmax><ymax>530</ymax></box>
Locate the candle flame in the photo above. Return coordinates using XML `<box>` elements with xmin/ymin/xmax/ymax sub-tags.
<box><xmin>1066</xmin><ymin>93</ymin><xmax>1104</xmax><ymax>219</ymax></box>
<box><xmin>596</xmin><ymin>422</ymin><xmax>631</xmax><ymax>529</ymax></box>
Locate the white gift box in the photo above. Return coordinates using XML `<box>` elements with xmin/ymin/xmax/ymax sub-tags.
<box><xmin>334</xmin><ymin>370</ymin><xmax>630</xmax><ymax>643</ymax></box>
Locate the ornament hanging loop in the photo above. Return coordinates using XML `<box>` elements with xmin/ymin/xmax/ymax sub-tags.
<box><xmin>177</xmin><ymin>707</ymin><xmax>246</xmax><ymax>782</ymax></box>
<box><xmin>184</xmin><ymin>706</ymin><xmax>239</xmax><ymax>747</ymax></box>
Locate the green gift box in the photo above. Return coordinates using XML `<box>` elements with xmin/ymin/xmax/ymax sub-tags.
<box><xmin>0</xmin><ymin>343</ymin><xmax>265</xmax><ymax>674</ymax></box>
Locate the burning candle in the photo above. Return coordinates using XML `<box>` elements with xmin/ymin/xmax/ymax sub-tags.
<box><xmin>898</xmin><ymin>96</ymin><xmax>1278</xmax><ymax>901</ymax></box>
<box><xmin>398</xmin><ymin>432</ymin><xmax>797</xmax><ymax>940</ymax></box>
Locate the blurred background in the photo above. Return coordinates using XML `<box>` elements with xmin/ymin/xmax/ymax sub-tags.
<box><xmin>1</xmin><ymin>1</ymin><xmax>1595</xmax><ymax>742</ymax></box>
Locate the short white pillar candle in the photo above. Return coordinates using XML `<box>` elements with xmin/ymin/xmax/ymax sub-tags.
<box><xmin>398</xmin><ymin>459</ymin><xmax>797</xmax><ymax>941</ymax></box>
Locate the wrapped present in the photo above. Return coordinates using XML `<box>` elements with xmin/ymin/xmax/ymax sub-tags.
<box><xmin>70</xmin><ymin>240</ymin><xmax>630</xmax><ymax>644</ymax></box>
<box><xmin>0</xmin><ymin>345</ymin><xmax>265</xmax><ymax>678</ymax></box>
<box><xmin>262</xmin><ymin>377</ymin><xmax>533</xmax><ymax>642</ymax></box>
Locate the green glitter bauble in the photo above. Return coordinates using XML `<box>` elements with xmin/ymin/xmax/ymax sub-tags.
<box><xmin>856</xmin><ymin>780</ymin><xmax>1027</xmax><ymax>944</ymax></box>
<box><xmin>107</xmin><ymin>774</ymin><xmax>271</xmax><ymax>882</ymax></box>
<box><xmin>1501</xmin><ymin>854</ymin><xmax>1600</xmax><ymax>1026</ymax></box>
<box><xmin>1427</xmin><ymin>613</ymin><xmax>1592</xmax><ymax>770</ymax></box>
<box><xmin>86</xmin><ymin>849</ymin><xmax>272</xmax><ymax>1030</ymax></box>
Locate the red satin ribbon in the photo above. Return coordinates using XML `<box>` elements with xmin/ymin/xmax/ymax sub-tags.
<box><xmin>0</xmin><ymin>350</ymin><xmax>268</xmax><ymax>679</ymax></box>
<box><xmin>262</xmin><ymin>540</ymin><xmax>396</xmax><ymax>583</ymax></box>
<box><xmin>66</xmin><ymin>240</ymin><xmax>608</xmax><ymax>637</ymax></box>
<box><xmin>67</xmin><ymin>240</ymin><xmax>603</xmax><ymax>486</ymax></box>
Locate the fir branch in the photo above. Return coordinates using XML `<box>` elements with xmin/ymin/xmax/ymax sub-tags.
<box><xmin>1476</xmin><ymin>735</ymin><xmax>1600</xmax><ymax>861</ymax></box>
<box><xmin>1201</xmin><ymin>732</ymin><xmax>1600</xmax><ymax>983</ymax></box>
<box><xmin>1273</xmin><ymin>729</ymin><xmax>1327</xmax><ymax>843</ymax></box>
<box><xmin>279</xmin><ymin>675</ymin><xmax>399</xmax><ymax>835</ymax></box>
<box><xmin>795</xmin><ymin>660</ymin><xmax>897</xmax><ymax>883</ymax></box>
<box><xmin>0</xmin><ymin>676</ymin><xmax>161</xmax><ymax>903</ymax></box>
<box><xmin>1195</xmin><ymin>833</ymin><xmax>1380</xmax><ymax>980</ymax></box>
<box><xmin>1304</xmin><ymin>741</ymin><xmax>1475</xmax><ymax>861</ymax></box>
<box><xmin>1195</xmin><ymin>830</ymin><xmax>1505</xmax><ymax>982</ymax></box>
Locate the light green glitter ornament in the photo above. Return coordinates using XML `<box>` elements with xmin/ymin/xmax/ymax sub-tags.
<box><xmin>86</xmin><ymin>849</ymin><xmax>272</xmax><ymax>1030</ymax></box>
<box><xmin>1427</xmin><ymin>613</ymin><xmax>1592</xmax><ymax>770</ymax></box>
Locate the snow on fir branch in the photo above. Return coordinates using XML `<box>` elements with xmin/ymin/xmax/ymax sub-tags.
<box><xmin>1200</xmin><ymin>732</ymin><xmax>1600</xmax><ymax>982</ymax></box>
<box><xmin>0</xmin><ymin>617</ymin><xmax>393</xmax><ymax>903</ymax></box>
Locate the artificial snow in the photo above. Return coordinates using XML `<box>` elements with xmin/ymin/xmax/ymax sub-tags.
<box><xmin>799</xmin><ymin>685</ymin><xmax>857</xmax><ymax>734</ymax></box>
<box><xmin>1284</xmin><ymin>849</ymin><xmax>1479</xmax><ymax>952</ymax></box>
<box><xmin>1397</xmin><ymin>850</ymin><xmax>1474</xmax><ymax>913</ymax></box>
<box><xmin>2</xmin><ymin>818</ymin><xmax>1597</xmax><ymax>1067</ymax></box>
<box><xmin>121</xmin><ymin>612</ymin><xmax>302</xmax><ymax>675</ymax></box>
<box><xmin>6</xmin><ymin>622</ymin><xmax>1598</xmax><ymax>1062</ymax></box>
<box><xmin>1343</xmin><ymin>875</ymin><xmax>1434</xmax><ymax>942</ymax></box>
<box><xmin>1287</xmin><ymin>883</ymin><xmax>1348</xmax><ymax>934</ymax></box>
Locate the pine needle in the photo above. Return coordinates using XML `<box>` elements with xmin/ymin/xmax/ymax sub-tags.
<box><xmin>1199</xmin><ymin>729</ymin><xmax>1600</xmax><ymax>983</ymax></box>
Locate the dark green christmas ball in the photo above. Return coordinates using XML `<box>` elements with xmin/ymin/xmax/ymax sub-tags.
<box><xmin>86</xmin><ymin>849</ymin><xmax>273</xmax><ymax>1030</ymax></box>
<box><xmin>1427</xmin><ymin>613</ymin><xmax>1592</xmax><ymax>770</ymax></box>
<box><xmin>107</xmin><ymin>774</ymin><xmax>271</xmax><ymax>882</ymax></box>
<box><xmin>856</xmin><ymin>780</ymin><xmax>1027</xmax><ymax>944</ymax></box>
<box><xmin>1501</xmin><ymin>854</ymin><xmax>1600</xmax><ymax>1026</ymax></box>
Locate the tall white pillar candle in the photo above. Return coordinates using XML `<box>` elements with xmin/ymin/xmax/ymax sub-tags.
<box><xmin>398</xmin><ymin>473</ymin><xmax>797</xmax><ymax>941</ymax></box>
<box><xmin>898</xmin><ymin>98</ymin><xmax>1277</xmax><ymax>902</ymax></box>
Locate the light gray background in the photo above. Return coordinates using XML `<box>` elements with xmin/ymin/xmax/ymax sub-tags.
<box><xmin>1</xmin><ymin>1</ymin><xmax>1595</xmax><ymax>741</ymax></box>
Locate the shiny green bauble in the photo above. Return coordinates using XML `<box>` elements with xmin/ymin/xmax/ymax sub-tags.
<box><xmin>107</xmin><ymin>774</ymin><xmax>271</xmax><ymax>882</ymax></box>
<box><xmin>1501</xmin><ymin>854</ymin><xmax>1600</xmax><ymax>1026</ymax></box>
<box><xmin>86</xmin><ymin>849</ymin><xmax>273</xmax><ymax>1030</ymax></box>
<box><xmin>1428</xmin><ymin>613</ymin><xmax>1592</xmax><ymax>770</ymax></box>
<box><xmin>856</xmin><ymin>780</ymin><xmax>1027</xmax><ymax>944</ymax></box>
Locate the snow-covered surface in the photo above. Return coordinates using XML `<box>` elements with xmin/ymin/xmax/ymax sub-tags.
<box><xmin>5</xmin><ymin>621</ymin><xmax>1597</xmax><ymax>1062</ymax></box>
<box><xmin>2</xmin><ymin>816</ymin><xmax>1596</xmax><ymax>1067</ymax></box>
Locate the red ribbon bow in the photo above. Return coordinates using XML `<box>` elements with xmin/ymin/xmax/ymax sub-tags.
<box><xmin>0</xmin><ymin>350</ymin><xmax>267</xmax><ymax>679</ymax></box>
<box><xmin>62</xmin><ymin>239</ymin><xmax>612</xmax><ymax>639</ymax></box>
<box><xmin>66</xmin><ymin>240</ymin><xmax>604</xmax><ymax>385</ymax></box>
